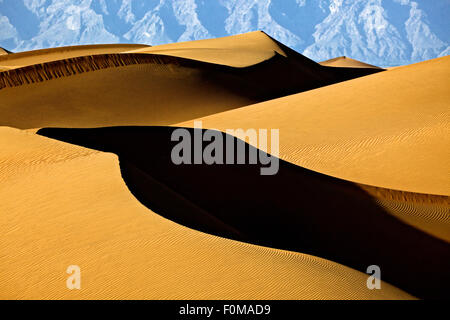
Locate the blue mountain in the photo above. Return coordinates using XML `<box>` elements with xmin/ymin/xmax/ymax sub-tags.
<box><xmin>0</xmin><ymin>0</ymin><xmax>448</xmax><ymax>66</ymax></box>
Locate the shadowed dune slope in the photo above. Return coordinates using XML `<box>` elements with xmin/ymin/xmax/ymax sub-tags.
<box><xmin>0</xmin><ymin>32</ymin><xmax>383</xmax><ymax>129</ymax></box>
<box><xmin>320</xmin><ymin>56</ymin><xmax>382</xmax><ymax>69</ymax></box>
<box><xmin>177</xmin><ymin>55</ymin><xmax>450</xmax><ymax>196</ymax></box>
<box><xmin>0</xmin><ymin>127</ymin><xmax>413</xmax><ymax>300</ymax></box>
<box><xmin>0</xmin><ymin>44</ymin><xmax>150</xmax><ymax>70</ymax></box>
<box><xmin>37</xmin><ymin>126</ymin><xmax>449</xmax><ymax>299</ymax></box>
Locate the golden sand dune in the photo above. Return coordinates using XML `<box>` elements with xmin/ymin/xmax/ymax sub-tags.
<box><xmin>357</xmin><ymin>185</ymin><xmax>449</xmax><ymax>243</ymax></box>
<box><xmin>0</xmin><ymin>53</ymin><xmax>258</xmax><ymax>128</ymax></box>
<box><xmin>0</xmin><ymin>127</ymin><xmax>413</xmax><ymax>300</ymax></box>
<box><xmin>177</xmin><ymin>55</ymin><xmax>450</xmax><ymax>197</ymax></box>
<box><xmin>320</xmin><ymin>56</ymin><xmax>382</xmax><ymax>69</ymax></box>
<box><xmin>0</xmin><ymin>32</ymin><xmax>448</xmax><ymax>301</ymax></box>
<box><xmin>125</xmin><ymin>31</ymin><xmax>287</xmax><ymax>67</ymax></box>
<box><xmin>35</xmin><ymin>126</ymin><xmax>449</xmax><ymax>299</ymax></box>
<box><xmin>0</xmin><ymin>44</ymin><xmax>149</xmax><ymax>70</ymax></box>
<box><xmin>0</xmin><ymin>47</ymin><xmax>10</xmax><ymax>56</ymax></box>
<box><xmin>0</xmin><ymin>32</ymin><xmax>382</xmax><ymax>129</ymax></box>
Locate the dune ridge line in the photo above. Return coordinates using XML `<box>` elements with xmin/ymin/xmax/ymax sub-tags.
<box><xmin>0</xmin><ymin>53</ymin><xmax>222</xmax><ymax>90</ymax></box>
<box><xmin>0</xmin><ymin>44</ymin><xmax>148</xmax><ymax>62</ymax></box>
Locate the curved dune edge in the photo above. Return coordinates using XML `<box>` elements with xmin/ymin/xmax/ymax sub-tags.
<box><xmin>0</xmin><ymin>127</ymin><xmax>413</xmax><ymax>300</ymax></box>
<box><xmin>361</xmin><ymin>186</ymin><xmax>449</xmax><ymax>242</ymax></box>
<box><xmin>0</xmin><ymin>31</ymin><xmax>286</xmax><ymax>73</ymax></box>
<box><xmin>0</xmin><ymin>56</ymin><xmax>260</xmax><ymax>129</ymax></box>
<box><xmin>125</xmin><ymin>31</ymin><xmax>287</xmax><ymax>68</ymax></box>
<box><xmin>0</xmin><ymin>53</ymin><xmax>216</xmax><ymax>90</ymax></box>
<box><xmin>0</xmin><ymin>44</ymin><xmax>150</xmax><ymax>70</ymax></box>
<box><xmin>1</xmin><ymin>32</ymin><xmax>283</xmax><ymax>70</ymax></box>
<box><xmin>0</xmin><ymin>53</ymin><xmax>382</xmax><ymax>130</ymax></box>
<box><xmin>320</xmin><ymin>56</ymin><xmax>382</xmax><ymax>69</ymax></box>
<box><xmin>176</xmin><ymin>55</ymin><xmax>450</xmax><ymax>196</ymax></box>
<box><xmin>36</xmin><ymin>126</ymin><xmax>450</xmax><ymax>245</ymax></box>
<box><xmin>36</xmin><ymin>126</ymin><xmax>450</xmax><ymax>299</ymax></box>
<box><xmin>0</xmin><ymin>48</ymin><xmax>10</xmax><ymax>56</ymax></box>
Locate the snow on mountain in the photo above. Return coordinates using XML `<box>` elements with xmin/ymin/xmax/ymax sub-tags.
<box><xmin>0</xmin><ymin>0</ymin><xmax>448</xmax><ymax>66</ymax></box>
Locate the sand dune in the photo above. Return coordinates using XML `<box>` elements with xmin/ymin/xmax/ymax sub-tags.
<box><xmin>0</xmin><ymin>32</ymin><xmax>382</xmax><ymax>129</ymax></box>
<box><xmin>0</xmin><ymin>32</ymin><xmax>448</xmax><ymax>300</ymax></box>
<box><xmin>0</xmin><ymin>47</ymin><xmax>10</xmax><ymax>56</ymax></box>
<box><xmin>320</xmin><ymin>56</ymin><xmax>382</xmax><ymax>69</ymax></box>
<box><xmin>175</xmin><ymin>56</ymin><xmax>450</xmax><ymax>254</ymax></box>
<box><xmin>125</xmin><ymin>31</ymin><xmax>287</xmax><ymax>67</ymax></box>
<box><xmin>0</xmin><ymin>126</ymin><xmax>413</xmax><ymax>300</ymax></box>
<box><xmin>0</xmin><ymin>53</ymin><xmax>259</xmax><ymax>128</ymax></box>
<box><xmin>177</xmin><ymin>55</ymin><xmax>450</xmax><ymax>197</ymax></box>
<box><xmin>0</xmin><ymin>44</ymin><xmax>149</xmax><ymax>70</ymax></box>
<box><xmin>37</xmin><ymin>126</ymin><xmax>449</xmax><ymax>299</ymax></box>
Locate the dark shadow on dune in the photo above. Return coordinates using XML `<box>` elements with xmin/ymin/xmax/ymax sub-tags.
<box><xmin>0</xmin><ymin>50</ymin><xmax>382</xmax><ymax>100</ymax></box>
<box><xmin>38</xmin><ymin>126</ymin><xmax>450</xmax><ymax>299</ymax></box>
<box><xmin>223</xmin><ymin>51</ymin><xmax>384</xmax><ymax>102</ymax></box>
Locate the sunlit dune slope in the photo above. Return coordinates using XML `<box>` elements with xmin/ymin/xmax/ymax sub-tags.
<box><xmin>0</xmin><ymin>32</ymin><xmax>383</xmax><ymax>129</ymax></box>
<box><xmin>0</xmin><ymin>44</ymin><xmax>149</xmax><ymax>70</ymax></box>
<box><xmin>0</xmin><ymin>127</ymin><xmax>413</xmax><ymax>300</ymax></box>
<box><xmin>0</xmin><ymin>53</ymin><xmax>260</xmax><ymax>128</ymax></box>
<box><xmin>125</xmin><ymin>31</ymin><xmax>286</xmax><ymax>67</ymax></box>
<box><xmin>177</xmin><ymin>55</ymin><xmax>450</xmax><ymax>197</ymax></box>
<box><xmin>320</xmin><ymin>56</ymin><xmax>382</xmax><ymax>69</ymax></box>
<box><xmin>37</xmin><ymin>126</ymin><xmax>449</xmax><ymax>299</ymax></box>
<box><xmin>0</xmin><ymin>47</ymin><xmax>10</xmax><ymax>56</ymax></box>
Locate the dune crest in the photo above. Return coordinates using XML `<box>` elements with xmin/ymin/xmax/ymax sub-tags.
<box><xmin>0</xmin><ymin>126</ymin><xmax>413</xmax><ymax>300</ymax></box>
<box><xmin>0</xmin><ymin>53</ymin><xmax>204</xmax><ymax>89</ymax></box>
<box><xmin>320</xmin><ymin>56</ymin><xmax>382</xmax><ymax>69</ymax></box>
<box><xmin>0</xmin><ymin>47</ymin><xmax>11</xmax><ymax>56</ymax></box>
<box><xmin>126</xmin><ymin>31</ymin><xmax>287</xmax><ymax>68</ymax></box>
<box><xmin>36</xmin><ymin>126</ymin><xmax>449</xmax><ymax>299</ymax></box>
<box><xmin>0</xmin><ymin>44</ymin><xmax>149</xmax><ymax>70</ymax></box>
<box><xmin>177</xmin><ymin>55</ymin><xmax>450</xmax><ymax>196</ymax></box>
<box><xmin>0</xmin><ymin>32</ymin><xmax>383</xmax><ymax>129</ymax></box>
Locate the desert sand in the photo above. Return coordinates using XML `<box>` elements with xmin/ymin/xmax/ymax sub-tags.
<box><xmin>0</xmin><ymin>48</ymin><xmax>10</xmax><ymax>69</ymax></box>
<box><xmin>0</xmin><ymin>31</ymin><xmax>382</xmax><ymax>129</ymax></box>
<box><xmin>0</xmin><ymin>47</ymin><xmax>10</xmax><ymax>55</ymax></box>
<box><xmin>124</xmin><ymin>31</ymin><xmax>287</xmax><ymax>67</ymax></box>
<box><xmin>176</xmin><ymin>55</ymin><xmax>450</xmax><ymax>255</ymax></box>
<box><xmin>0</xmin><ymin>127</ymin><xmax>412</xmax><ymax>300</ymax></box>
<box><xmin>0</xmin><ymin>44</ymin><xmax>150</xmax><ymax>70</ymax></box>
<box><xmin>177</xmin><ymin>56</ymin><xmax>450</xmax><ymax>197</ymax></box>
<box><xmin>0</xmin><ymin>31</ymin><xmax>448</xmax><ymax>300</ymax></box>
<box><xmin>34</xmin><ymin>125</ymin><xmax>448</xmax><ymax>299</ymax></box>
<box><xmin>319</xmin><ymin>56</ymin><xmax>382</xmax><ymax>69</ymax></box>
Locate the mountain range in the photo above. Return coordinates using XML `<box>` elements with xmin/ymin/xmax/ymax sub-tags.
<box><xmin>0</xmin><ymin>0</ymin><xmax>449</xmax><ymax>66</ymax></box>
